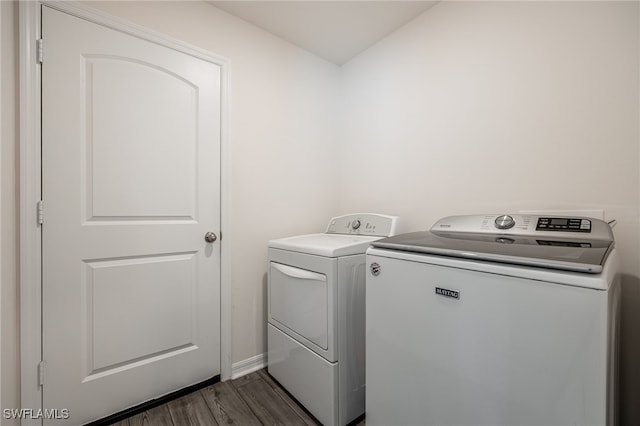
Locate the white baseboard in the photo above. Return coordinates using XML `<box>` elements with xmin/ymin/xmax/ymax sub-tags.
<box><xmin>231</xmin><ymin>352</ymin><xmax>267</xmax><ymax>380</ymax></box>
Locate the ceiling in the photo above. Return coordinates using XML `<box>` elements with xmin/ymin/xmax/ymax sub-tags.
<box><xmin>209</xmin><ymin>1</ymin><xmax>438</xmax><ymax>65</ymax></box>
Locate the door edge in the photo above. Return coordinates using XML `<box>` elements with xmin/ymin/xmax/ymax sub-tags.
<box><xmin>19</xmin><ymin>1</ymin><xmax>44</xmax><ymax>421</ymax></box>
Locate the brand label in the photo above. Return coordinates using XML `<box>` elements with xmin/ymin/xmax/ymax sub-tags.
<box><xmin>435</xmin><ymin>287</ymin><xmax>459</xmax><ymax>299</ymax></box>
<box><xmin>370</xmin><ymin>262</ymin><xmax>381</xmax><ymax>276</ymax></box>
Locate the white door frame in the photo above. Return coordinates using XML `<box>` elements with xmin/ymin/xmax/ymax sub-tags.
<box><xmin>19</xmin><ymin>0</ymin><xmax>232</xmax><ymax>416</ymax></box>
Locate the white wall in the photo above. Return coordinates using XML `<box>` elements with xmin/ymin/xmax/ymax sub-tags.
<box><xmin>1</xmin><ymin>1</ymin><xmax>20</xmax><ymax>424</ymax></box>
<box><xmin>340</xmin><ymin>1</ymin><xmax>640</xmax><ymax>424</ymax></box>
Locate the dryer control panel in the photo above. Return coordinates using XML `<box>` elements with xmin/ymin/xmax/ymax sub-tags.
<box><xmin>326</xmin><ymin>213</ymin><xmax>400</xmax><ymax>237</ymax></box>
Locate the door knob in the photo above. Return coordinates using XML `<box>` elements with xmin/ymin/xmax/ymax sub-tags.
<box><xmin>204</xmin><ymin>232</ymin><xmax>217</xmax><ymax>243</ymax></box>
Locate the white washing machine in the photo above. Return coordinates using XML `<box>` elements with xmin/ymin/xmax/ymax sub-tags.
<box><xmin>268</xmin><ymin>213</ymin><xmax>400</xmax><ymax>426</ymax></box>
<box><xmin>366</xmin><ymin>214</ymin><xmax>620</xmax><ymax>426</ymax></box>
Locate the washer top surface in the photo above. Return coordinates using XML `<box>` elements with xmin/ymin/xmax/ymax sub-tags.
<box><xmin>371</xmin><ymin>214</ymin><xmax>615</xmax><ymax>274</ymax></box>
<box><xmin>269</xmin><ymin>213</ymin><xmax>400</xmax><ymax>258</ymax></box>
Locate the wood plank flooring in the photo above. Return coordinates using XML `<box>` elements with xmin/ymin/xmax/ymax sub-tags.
<box><xmin>108</xmin><ymin>368</ymin><xmax>351</xmax><ymax>426</ymax></box>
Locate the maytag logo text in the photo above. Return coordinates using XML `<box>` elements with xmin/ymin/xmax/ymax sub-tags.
<box><xmin>435</xmin><ymin>287</ymin><xmax>460</xmax><ymax>300</ymax></box>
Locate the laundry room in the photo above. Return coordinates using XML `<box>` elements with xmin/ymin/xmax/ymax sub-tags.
<box><xmin>1</xmin><ymin>1</ymin><xmax>638</xmax><ymax>425</ymax></box>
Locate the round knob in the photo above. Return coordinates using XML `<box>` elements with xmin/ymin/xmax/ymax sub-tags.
<box><xmin>352</xmin><ymin>219</ymin><xmax>361</xmax><ymax>230</ymax></box>
<box><xmin>494</xmin><ymin>215</ymin><xmax>515</xmax><ymax>230</ymax></box>
<box><xmin>204</xmin><ymin>232</ymin><xmax>217</xmax><ymax>243</ymax></box>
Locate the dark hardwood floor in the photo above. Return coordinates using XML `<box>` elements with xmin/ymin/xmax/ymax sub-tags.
<box><xmin>109</xmin><ymin>368</ymin><xmax>361</xmax><ymax>426</ymax></box>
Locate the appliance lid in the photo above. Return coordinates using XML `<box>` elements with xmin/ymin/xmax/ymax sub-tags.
<box><xmin>371</xmin><ymin>214</ymin><xmax>615</xmax><ymax>273</ymax></box>
<box><xmin>268</xmin><ymin>213</ymin><xmax>401</xmax><ymax>257</ymax></box>
<box><xmin>269</xmin><ymin>233</ymin><xmax>382</xmax><ymax>257</ymax></box>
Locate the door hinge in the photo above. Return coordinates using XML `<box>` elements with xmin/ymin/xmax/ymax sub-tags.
<box><xmin>37</xmin><ymin>39</ymin><xmax>43</xmax><ymax>64</ymax></box>
<box><xmin>38</xmin><ymin>361</ymin><xmax>46</xmax><ymax>386</ymax></box>
<box><xmin>37</xmin><ymin>200</ymin><xmax>44</xmax><ymax>226</ymax></box>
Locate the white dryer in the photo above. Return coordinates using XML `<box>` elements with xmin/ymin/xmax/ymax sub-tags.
<box><xmin>366</xmin><ymin>214</ymin><xmax>620</xmax><ymax>426</ymax></box>
<box><xmin>268</xmin><ymin>213</ymin><xmax>400</xmax><ymax>426</ymax></box>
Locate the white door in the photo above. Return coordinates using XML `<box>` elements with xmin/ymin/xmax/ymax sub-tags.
<box><xmin>41</xmin><ymin>6</ymin><xmax>221</xmax><ymax>424</ymax></box>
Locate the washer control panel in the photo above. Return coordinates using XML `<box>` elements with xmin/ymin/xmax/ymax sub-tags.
<box><xmin>326</xmin><ymin>213</ymin><xmax>400</xmax><ymax>237</ymax></box>
<box><xmin>431</xmin><ymin>214</ymin><xmax>612</xmax><ymax>241</ymax></box>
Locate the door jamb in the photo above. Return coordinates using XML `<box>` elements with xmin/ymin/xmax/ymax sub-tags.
<box><xmin>19</xmin><ymin>1</ymin><xmax>232</xmax><ymax>415</ymax></box>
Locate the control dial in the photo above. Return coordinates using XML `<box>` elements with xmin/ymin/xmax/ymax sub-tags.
<box><xmin>352</xmin><ymin>219</ymin><xmax>361</xmax><ymax>230</ymax></box>
<box><xmin>494</xmin><ymin>215</ymin><xmax>515</xmax><ymax>230</ymax></box>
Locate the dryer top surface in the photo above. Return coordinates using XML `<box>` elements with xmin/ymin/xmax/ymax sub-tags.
<box><xmin>269</xmin><ymin>233</ymin><xmax>381</xmax><ymax>257</ymax></box>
